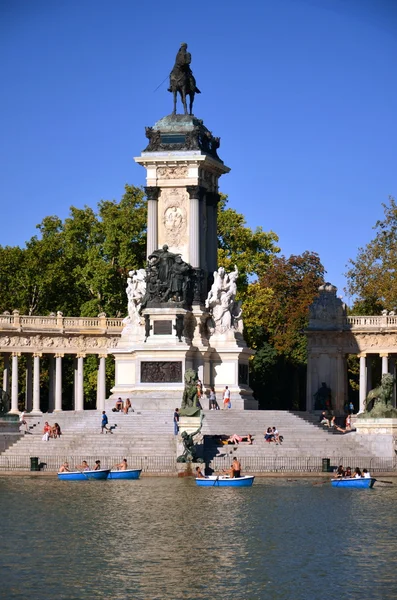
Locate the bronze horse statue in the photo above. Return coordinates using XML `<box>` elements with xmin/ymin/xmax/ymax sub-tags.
<box><xmin>168</xmin><ymin>43</ymin><xmax>200</xmax><ymax>116</ymax></box>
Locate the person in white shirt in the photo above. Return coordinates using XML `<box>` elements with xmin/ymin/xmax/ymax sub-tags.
<box><xmin>223</xmin><ymin>386</ymin><xmax>231</xmax><ymax>409</ymax></box>
<box><xmin>362</xmin><ymin>469</ymin><xmax>371</xmax><ymax>478</ymax></box>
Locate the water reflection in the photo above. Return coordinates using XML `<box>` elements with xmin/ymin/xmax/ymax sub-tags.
<box><xmin>1</xmin><ymin>477</ymin><xmax>397</xmax><ymax>599</ymax></box>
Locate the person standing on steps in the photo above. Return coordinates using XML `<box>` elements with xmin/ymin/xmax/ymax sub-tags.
<box><xmin>101</xmin><ymin>411</ymin><xmax>112</xmax><ymax>434</ymax></box>
<box><xmin>173</xmin><ymin>408</ymin><xmax>180</xmax><ymax>435</ymax></box>
<box><xmin>223</xmin><ymin>386</ymin><xmax>231</xmax><ymax>409</ymax></box>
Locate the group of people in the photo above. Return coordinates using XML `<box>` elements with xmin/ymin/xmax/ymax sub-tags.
<box><xmin>42</xmin><ymin>421</ymin><xmax>61</xmax><ymax>441</ymax></box>
<box><xmin>320</xmin><ymin>412</ymin><xmax>352</xmax><ymax>432</ymax></box>
<box><xmin>195</xmin><ymin>456</ymin><xmax>242</xmax><ymax>479</ymax></box>
<box><xmin>113</xmin><ymin>398</ymin><xmax>132</xmax><ymax>413</ymax></box>
<box><xmin>335</xmin><ymin>465</ymin><xmax>371</xmax><ymax>479</ymax></box>
<box><xmin>264</xmin><ymin>427</ymin><xmax>282</xmax><ymax>444</ymax></box>
<box><xmin>59</xmin><ymin>458</ymin><xmax>129</xmax><ymax>473</ymax></box>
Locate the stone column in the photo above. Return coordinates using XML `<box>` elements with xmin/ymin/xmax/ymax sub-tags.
<box><xmin>75</xmin><ymin>354</ymin><xmax>85</xmax><ymax>411</ymax></box>
<box><xmin>3</xmin><ymin>353</ymin><xmax>11</xmax><ymax>397</ymax></box>
<box><xmin>25</xmin><ymin>354</ymin><xmax>33</xmax><ymax>412</ymax></box>
<box><xmin>358</xmin><ymin>353</ymin><xmax>367</xmax><ymax>414</ymax></box>
<box><xmin>206</xmin><ymin>192</ymin><xmax>220</xmax><ymax>274</ymax></box>
<box><xmin>145</xmin><ymin>186</ymin><xmax>160</xmax><ymax>258</ymax></box>
<box><xmin>74</xmin><ymin>358</ymin><xmax>78</xmax><ymax>407</ymax></box>
<box><xmin>9</xmin><ymin>352</ymin><xmax>20</xmax><ymax>414</ymax></box>
<box><xmin>48</xmin><ymin>355</ymin><xmax>55</xmax><ymax>412</ymax></box>
<box><xmin>54</xmin><ymin>353</ymin><xmax>63</xmax><ymax>412</ymax></box>
<box><xmin>31</xmin><ymin>353</ymin><xmax>42</xmax><ymax>415</ymax></box>
<box><xmin>366</xmin><ymin>355</ymin><xmax>372</xmax><ymax>393</ymax></box>
<box><xmin>96</xmin><ymin>354</ymin><xmax>106</xmax><ymax>411</ymax></box>
<box><xmin>380</xmin><ymin>353</ymin><xmax>389</xmax><ymax>375</ymax></box>
<box><xmin>335</xmin><ymin>352</ymin><xmax>346</xmax><ymax>414</ymax></box>
<box><xmin>187</xmin><ymin>186</ymin><xmax>204</xmax><ymax>268</ymax></box>
<box><xmin>391</xmin><ymin>358</ymin><xmax>396</xmax><ymax>408</ymax></box>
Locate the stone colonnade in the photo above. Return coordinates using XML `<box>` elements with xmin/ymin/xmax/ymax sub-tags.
<box><xmin>2</xmin><ymin>351</ymin><xmax>108</xmax><ymax>415</ymax></box>
<box><xmin>306</xmin><ymin>283</ymin><xmax>397</xmax><ymax>414</ymax></box>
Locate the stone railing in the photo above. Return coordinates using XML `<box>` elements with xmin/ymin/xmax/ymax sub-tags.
<box><xmin>0</xmin><ymin>311</ymin><xmax>124</xmax><ymax>334</ymax></box>
<box><xmin>345</xmin><ymin>315</ymin><xmax>397</xmax><ymax>329</ymax></box>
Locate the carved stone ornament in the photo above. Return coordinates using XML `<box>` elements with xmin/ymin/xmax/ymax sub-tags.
<box><xmin>157</xmin><ymin>166</ymin><xmax>188</xmax><ymax>179</ymax></box>
<box><xmin>162</xmin><ymin>188</ymin><xmax>187</xmax><ymax>248</ymax></box>
<box><xmin>308</xmin><ymin>283</ymin><xmax>346</xmax><ymax>330</ymax></box>
<box><xmin>0</xmin><ymin>334</ymin><xmax>119</xmax><ymax>352</ymax></box>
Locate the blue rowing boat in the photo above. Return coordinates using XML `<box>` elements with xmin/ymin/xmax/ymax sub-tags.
<box><xmin>108</xmin><ymin>469</ymin><xmax>142</xmax><ymax>480</ymax></box>
<box><xmin>331</xmin><ymin>477</ymin><xmax>376</xmax><ymax>489</ymax></box>
<box><xmin>57</xmin><ymin>469</ymin><xmax>110</xmax><ymax>481</ymax></box>
<box><xmin>196</xmin><ymin>475</ymin><xmax>255</xmax><ymax>487</ymax></box>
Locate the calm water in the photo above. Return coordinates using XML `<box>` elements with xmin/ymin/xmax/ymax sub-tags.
<box><xmin>1</xmin><ymin>476</ymin><xmax>396</xmax><ymax>600</ymax></box>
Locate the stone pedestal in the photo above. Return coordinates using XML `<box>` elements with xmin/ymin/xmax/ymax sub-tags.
<box><xmin>354</xmin><ymin>418</ymin><xmax>397</xmax><ymax>457</ymax></box>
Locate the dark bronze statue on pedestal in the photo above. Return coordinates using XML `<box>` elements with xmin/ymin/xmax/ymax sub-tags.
<box><xmin>168</xmin><ymin>43</ymin><xmax>200</xmax><ymax>115</ymax></box>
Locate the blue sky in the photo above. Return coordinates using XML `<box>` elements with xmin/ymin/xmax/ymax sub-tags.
<box><xmin>1</xmin><ymin>0</ymin><xmax>396</xmax><ymax>305</ymax></box>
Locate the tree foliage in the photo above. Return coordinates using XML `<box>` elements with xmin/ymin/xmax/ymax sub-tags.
<box><xmin>346</xmin><ymin>196</ymin><xmax>397</xmax><ymax>312</ymax></box>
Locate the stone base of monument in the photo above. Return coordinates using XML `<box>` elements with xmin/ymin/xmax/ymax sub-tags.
<box><xmin>354</xmin><ymin>418</ymin><xmax>397</xmax><ymax>457</ymax></box>
<box><xmin>176</xmin><ymin>462</ymin><xmax>204</xmax><ymax>477</ymax></box>
<box><xmin>178</xmin><ymin>415</ymin><xmax>201</xmax><ymax>435</ymax></box>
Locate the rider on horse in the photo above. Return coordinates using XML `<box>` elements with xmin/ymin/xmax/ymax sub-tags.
<box><xmin>168</xmin><ymin>43</ymin><xmax>200</xmax><ymax>115</ymax></box>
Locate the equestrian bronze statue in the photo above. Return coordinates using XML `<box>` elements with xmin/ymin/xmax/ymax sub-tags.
<box><xmin>168</xmin><ymin>43</ymin><xmax>201</xmax><ymax>115</ymax></box>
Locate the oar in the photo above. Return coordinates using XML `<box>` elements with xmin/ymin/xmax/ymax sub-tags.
<box><xmin>376</xmin><ymin>479</ymin><xmax>393</xmax><ymax>485</ymax></box>
<box><xmin>213</xmin><ymin>475</ymin><xmax>220</xmax><ymax>487</ymax></box>
<box><xmin>312</xmin><ymin>480</ymin><xmax>329</xmax><ymax>485</ymax></box>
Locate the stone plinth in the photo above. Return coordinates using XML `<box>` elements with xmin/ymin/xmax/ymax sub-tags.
<box><xmin>353</xmin><ymin>418</ymin><xmax>397</xmax><ymax>457</ymax></box>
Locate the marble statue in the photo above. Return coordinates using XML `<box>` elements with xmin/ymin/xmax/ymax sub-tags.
<box><xmin>125</xmin><ymin>269</ymin><xmax>146</xmax><ymax>324</ymax></box>
<box><xmin>205</xmin><ymin>265</ymin><xmax>241</xmax><ymax>334</ymax></box>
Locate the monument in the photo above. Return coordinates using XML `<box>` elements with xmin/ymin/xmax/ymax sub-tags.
<box><xmin>111</xmin><ymin>44</ymin><xmax>256</xmax><ymax>410</ymax></box>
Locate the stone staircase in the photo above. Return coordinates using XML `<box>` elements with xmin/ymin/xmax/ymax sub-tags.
<box><xmin>201</xmin><ymin>410</ymin><xmax>380</xmax><ymax>462</ymax></box>
<box><xmin>0</xmin><ymin>409</ymin><xmax>177</xmax><ymax>471</ymax></box>
<box><xmin>0</xmin><ymin>408</ymin><xmax>389</xmax><ymax>473</ymax></box>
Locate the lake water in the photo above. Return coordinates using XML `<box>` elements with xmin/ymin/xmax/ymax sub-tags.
<box><xmin>1</xmin><ymin>476</ymin><xmax>396</xmax><ymax>600</ymax></box>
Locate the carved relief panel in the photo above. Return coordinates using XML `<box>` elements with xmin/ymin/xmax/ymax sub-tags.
<box><xmin>158</xmin><ymin>188</ymin><xmax>189</xmax><ymax>261</ymax></box>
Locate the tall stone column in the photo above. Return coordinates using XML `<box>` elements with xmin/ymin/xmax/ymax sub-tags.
<box><xmin>335</xmin><ymin>352</ymin><xmax>346</xmax><ymax>414</ymax></box>
<box><xmin>9</xmin><ymin>352</ymin><xmax>20</xmax><ymax>414</ymax></box>
<box><xmin>3</xmin><ymin>352</ymin><xmax>11</xmax><ymax>398</ymax></box>
<box><xmin>96</xmin><ymin>354</ymin><xmax>106</xmax><ymax>411</ymax></box>
<box><xmin>31</xmin><ymin>353</ymin><xmax>42</xmax><ymax>415</ymax></box>
<box><xmin>75</xmin><ymin>354</ymin><xmax>85</xmax><ymax>411</ymax></box>
<box><xmin>145</xmin><ymin>186</ymin><xmax>160</xmax><ymax>258</ymax></box>
<box><xmin>48</xmin><ymin>355</ymin><xmax>55</xmax><ymax>412</ymax></box>
<box><xmin>206</xmin><ymin>192</ymin><xmax>220</xmax><ymax>275</ymax></box>
<box><xmin>54</xmin><ymin>353</ymin><xmax>63</xmax><ymax>412</ymax></box>
<box><xmin>391</xmin><ymin>358</ymin><xmax>396</xmax><ymax>408</ymax></box>
<box><xmin>25</xmin><ymin>354</ymin><xmax>33</xmax><ymax>412</ymax></box>
<box><xmin>366</xmin><ymin>355</ymin><xmax>372</xmax><ymax>393</ymax></box>
<box><xmin>380</xmin><ymin>353</ymin><xmax>389</xmax><ymax>375</ymax></box>
<box><xmin>187</xmin><ymin>186</ymin><xmax>204</xmax><ymax>268</ymax></box>
<box><xmin>358</xmin><ymin>353</ymin><xmax>367</xmax><ymax>413</ymax></box>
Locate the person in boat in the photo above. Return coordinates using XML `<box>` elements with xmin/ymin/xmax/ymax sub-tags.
<box><xmin>345</xmin><ymin>466</ymin><xmax>352</xmax><ymax>478</ymax></box>
<box><xmin>113</xmin><ymin>459</ymin><xmax>128</xmax><ymax>471</ymax></box>
<box><xmin>232</xmin><ymin>457</ymin><xmax>241</xmax><ymax>478</ymax></box>
<box><xmin>335</xmin><ymin>465</ymin><xmax>345</xmax><ymax>478</ymax></box>
<box><xmin>195</xmin><ymin>466</ymin><xmax>205</xmax><ymax>479</ymax></box>
<box><xmin>94</xmin><ymin>460</ymin><xmax>101</xmax><ymax>471</ymax></box>
<box><xmin>114</xmin><ymin>398</ymin><xmax>123</xmax><ymax>412</ymax></box>
<box><xmin>264</xmin><ymin>428</ymin><xmax>275</xmax><ymax>442</ymax></box>
<box><xmin>76</xmin><ymin>460</ymin><xmax>90</xmax><ymax>471</ymax></box>
<box><xmin>123</xmin><ymin>398</ymin><xmax>132</xmax><ymax>414</ymax></box>
<box><xmin>354</xmin><ymin>467</ymin><xmax>362</xmax><ymax>478</ymax></box>
<box><xmin>59</xmin><ymin>462</ymin><xmax>70</xmax><ymax>473</ymax></box>
<box><xmin>362</xmin><ymin>468</ymin><xmax>371</xmax><ymax>478</ymax></box>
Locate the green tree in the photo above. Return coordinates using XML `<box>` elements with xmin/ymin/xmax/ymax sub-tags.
<box><xmin>346</xmin><ymin>196</ymin><xmax>397</xmax><ymax>312</ymax></box>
